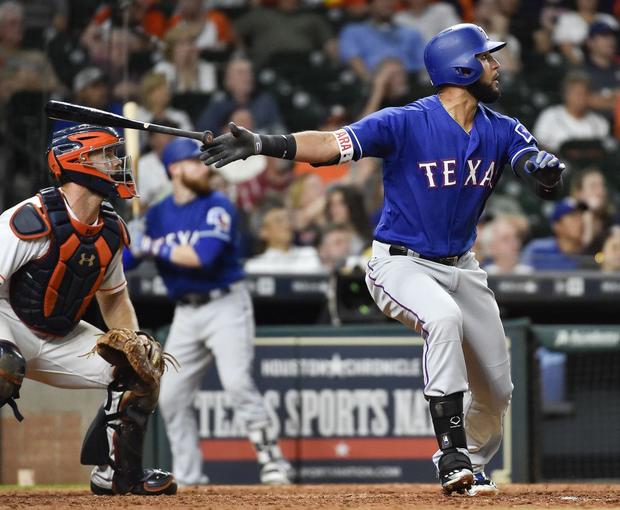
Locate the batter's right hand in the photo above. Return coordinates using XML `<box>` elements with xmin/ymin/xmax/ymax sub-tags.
<box><xmin>199</xmin><ymin>122</ymin><xmax>260</xmax><ymax>168</ymax></box>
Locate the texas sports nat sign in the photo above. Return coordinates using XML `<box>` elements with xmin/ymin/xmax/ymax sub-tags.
<box><xmin>196</xmin><ymin>331</ymin><xmax>507</xmax><ymax>484</ymax></box>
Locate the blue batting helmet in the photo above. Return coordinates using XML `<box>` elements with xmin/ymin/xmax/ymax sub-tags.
<box><xmin>424</xmin><ymin>24</ymin><xmax>506</xmax><ymax>87</ymax></box>
<box><xmin>161</xmin><ymin>138</ymin><xmax>202</xmax><ymax>177</ymax></box>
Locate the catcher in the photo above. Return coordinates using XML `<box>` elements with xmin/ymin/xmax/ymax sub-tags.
<box><xmin>0</xmin><ymin>124</ymin><xmax>176</xmax><ymax>495</ymax></box>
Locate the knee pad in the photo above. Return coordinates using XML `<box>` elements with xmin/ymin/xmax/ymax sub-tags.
<box><xmin>429</xmin><ymin>392</ymin><xmax>467</xmax><ymax>452</ymax></box>
<box><xmin>0</xmin><ymin>340</ymin><xmax>26</xmax><ymax>421</ymax></box>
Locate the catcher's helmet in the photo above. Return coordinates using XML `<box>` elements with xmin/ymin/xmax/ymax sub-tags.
<box><xmin>0</xmin><ymin>340</ymin><xmax>25</xmax><ymax>421</ymax></box>
<box><xmin>161</xmin><ymin>138</ymin><xmax>202</xmax><ymax>177</ymax></box>
<box><xmin>424</xmin><ymin>23</ymin><xmax>506</xmax><ymax>87</ymax></box>
<box><xmin>47</xmin><ymin>124</ymin><xmax>137</xmax><ymax>199</ymax></box>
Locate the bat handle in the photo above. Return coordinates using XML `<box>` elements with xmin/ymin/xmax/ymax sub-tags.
<box><xmin>201</xmin><ymin>130</ymin><xmax>214</xmax><ymax>146</ymax></box>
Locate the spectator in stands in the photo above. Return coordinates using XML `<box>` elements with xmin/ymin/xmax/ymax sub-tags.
<box><xmin>521</xmin><ymin>198</ymin><xmax>587</xmax><ymax>270</ymax></box>
<box><xmin>359</xmin><ymin>58</ymin><xmax>414</xmax><ymax>117</ymax></box>
<box><xmin>80</xmin><ymin>23</ymin><xmax>145</xmax><ymax>99</ymax></box>
<box><xmin>288</xmin><ymin>172</ymin><xmax>327</xmax><ymax>247</ymax></box>
<box><xmin>152</xmin><ymin>25</ymin><xmax>216</xmax><ymax>94</ymax></box>
<box><xmin>87</xmin><ymin>0</ymin><xmax>169</xmax><ymax>40</ymax></box>
<box><xmin>0</xmin><ymin>1</ymin><xmax>63</xmax><ymax>102</ymax></box>
<box><xmin>196</xmin><ymin>57</ymin><xmax>285</xmax><ymax>136</ymax></box>
<box><xmin>552</xmin><ymin>0</ymin><xmax>618</xmax><ymax>65</ymax></box>
<box><xmin>136</xmin><ymin>72</ymin><xmax>193</xmax><ymax>131</ymax></box>
<box><xmin>481</xmin><ymin>215</ymin><xmax>533</xmax><ymax>274</ymax></box>
<box><xmin>19</xmin><ymin>0</ymin><xmax>68</xmax><ymax>49</ymax></box>
<box><xmin>582</xmin><ymin>21</ymin><xmax>620</xmax><ymax>118</ymax></box>
<box><xmin>474</xmin><ymin>0</ymin><xmax>522</xmax><ymax>79</ymax></box>
<box><xmin>137</xmin><ymin>119</ymin><xmax>178</xmax><ymax>211</ymax></box>
<box><xmin>234</xmin><ymin>0</ymin><xmax>335</xmax><ymax>69</ymax></box>
<box><xmin>52</xmin><ymin>67</ymin><xmax>121</xmax><ymax>132</ymax></box>
<box><xmin>339</xmin><ymin>0</ymin><xmax>425</xmax><ymax>82</ymax></box>
<box><xmin>245</xmin><ymin>203</ymin><xmax>324</xmax><ymax>274</ymax></box>
<box><xmin>325</xmin><ymin>185</ymin><xmax>372</xmax><ymax>255</ymax></box>
<box><xmin>597</xmin><ymin>227</ymin><xmax>620</xmax><ymax>272</ymax></box>
<box><xmin>532</xmin><ymin>71</ymin><xmax>610</xmax><ymax>152</ymax></box>
<box><xmin>394</xmin><ymin>0</ymin><xmax>460</xmax><ymax>42</ymax></box>
<box><xmin>318</xmin><ymin>223</ymin><xmax>355</xmax><ymax>272</ymax></box>
<box><xmin>168</xmin><ymin>0</ymin><xmax>234</xmax><ymax>53</ymax></box>
<box><xmin>570</xmin><ymin>167</ymin><xmax>615</xmax><ymax>254</ymax></box>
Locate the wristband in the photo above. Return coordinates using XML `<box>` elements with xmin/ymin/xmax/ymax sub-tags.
<box><xmin>332</xmin><ymin>128</ymin><xmax>354</xmax><ymax>164</ymax></box>
<box><xmin>257</xmin><ymin>134</ymin><xmax>297</xmax><ymax>160</ymax></box>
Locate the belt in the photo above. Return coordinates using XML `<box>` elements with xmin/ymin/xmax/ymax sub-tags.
<box><xmin>178</xmin><ymin>287</ymin><xmax>231</xmax><ymax>306</ymax></box>
<box><xmin>388</xmin><ymin>244</ymin><xmax>463</xmax><ymax>266</ymax></box>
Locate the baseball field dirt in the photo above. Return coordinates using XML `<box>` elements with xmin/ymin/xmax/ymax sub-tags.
<box><xmin>0</xmin><ymin>484</ymin><xmax>619</xmax><ymax>509</ymax></box>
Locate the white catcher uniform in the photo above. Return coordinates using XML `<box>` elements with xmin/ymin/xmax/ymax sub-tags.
<box><xmin>0</xmin><ymin>192</ymin><xmax>137</xmax><ymax>488</ymax></box>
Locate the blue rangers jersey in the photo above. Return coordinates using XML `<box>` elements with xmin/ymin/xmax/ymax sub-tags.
<box><xmin>125</xmin><ymin>191</ymin><xmax>244</xmax><ymax>300</ymax></box>
<box><xmin>342</xmin><ymin>95</ymin><xmax>538</xmax><ymax>257</ymax></box>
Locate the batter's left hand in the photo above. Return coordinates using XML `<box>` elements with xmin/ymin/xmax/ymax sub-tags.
<box><xmin>524</xmin><ymin>151</ymin><xmax>565</xmax><ymax>174</ymax></box>
<box><xmin>524</xmin><ymin>151</ymin><xmax>565</xmax><ymax>188</ymax></box>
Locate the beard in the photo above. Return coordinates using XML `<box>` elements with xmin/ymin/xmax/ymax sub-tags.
<box><xmin>181</xmin><ymin>173</ymin><xmax>212</xmax><ymax>195</ymax></box>
<box><xmin>467</xmin><ymin>80</ymin><xmax>501</xmax><ymax>104</ymax></box>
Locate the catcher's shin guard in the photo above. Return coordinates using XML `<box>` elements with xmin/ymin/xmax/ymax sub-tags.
<box><xmin>82</xmin><ymin>367</ymin><xmax>176</xmax><ymax>495</ymax></box>
<box><xmin>429</xmin><ymin>393</ymin><xmax>473</xmax><ymax>494</ymax></box>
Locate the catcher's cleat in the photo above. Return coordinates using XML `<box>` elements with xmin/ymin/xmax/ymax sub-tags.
<box><xmin>466</xmin><ymin>472</ymin><xmax>499</xmax><ymax>496</ymax></box>
<box><xmin>438</xmin><ymin>450</ymin><xmax>474</xmax><ymax>495</ymax></box>
<box><xmin>91</xmin><ymin>468</ymin><xmax>177</xmax><ymax>496</ymax></box>
<box><xmin>260</xmin><ymin>460</ymin><xmax>293</xmax><ymax>485</ymax></box>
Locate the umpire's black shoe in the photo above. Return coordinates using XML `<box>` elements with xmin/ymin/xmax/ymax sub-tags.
<box><xmin>91</xmin><ymin>469</ymin><xmax>177</xmax><ymax>496</ymax></box>
<box><xmin>438</xmin><ymin>450</ymin><xmax>474</xmax><ymax>495</ymax></box>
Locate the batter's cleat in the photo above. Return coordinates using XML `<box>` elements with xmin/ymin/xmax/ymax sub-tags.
<box><xmin>260</xmin><ymin>460</ymin><xmax>293</xmax><ymax>485</ymax></box>
<box><xmin>466</xmin><ymin>472</ymin><xmax>499</xmax><ymax>496</ymax></box>
<box><xmin>91</xmin><ymin>468</ymin><xmax>177</xmax><ymax>496</ymax></box>
<box><xmin>438</xmin><ymin>450</ymin><xmax>474</xmax><ymax>495</ymax></box>
<box><xmin>176</xmin><ymin>474</ymin><xmax>210</xmax><ymax>488</ymax></box>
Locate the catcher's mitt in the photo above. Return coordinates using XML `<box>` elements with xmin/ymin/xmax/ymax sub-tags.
<box><xmin>89</xmin><ymin>329</ymin><xmax>178</xmax><ymax>386</ymax></box>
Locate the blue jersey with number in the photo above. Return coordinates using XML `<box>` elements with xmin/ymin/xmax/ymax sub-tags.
<box><xmin>343</xmin><ymin>95</ymin><xmax>538</xmax><ymax>257</ymax></box>
<box><xmin>138</xmin><ymin>191</ymin><xmax>244</xmax><ymax>300</ymax></box>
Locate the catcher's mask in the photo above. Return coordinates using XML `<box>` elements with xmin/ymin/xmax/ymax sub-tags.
<box><xmin>47</xmin><ymin>124</ymin><xmax>137</xmax><ymax>199</ymax></box>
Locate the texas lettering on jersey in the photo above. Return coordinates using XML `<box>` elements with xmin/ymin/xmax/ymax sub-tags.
<box><xmin>343</xmin><ymin>95</ymin><xmax>538</xmax><ymax>257</ymax></box>
<box><xmin>143</xmin><ymin>191</ymin><xmax>244</xmax><ymax>298</ymax></box>
<box><xmin>418</xmin><ymin>159</ymin><xmax>496</xmax><ymax>189</ymax></box>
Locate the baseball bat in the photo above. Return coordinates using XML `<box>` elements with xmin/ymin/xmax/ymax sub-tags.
<box><xmin>45</xmin><ymin>100</ymin><xmax>214</xmax><ymax>145</ymax></box>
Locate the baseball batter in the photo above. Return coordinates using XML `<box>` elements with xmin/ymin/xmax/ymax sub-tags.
<box><xmin>0</xmin><ymin>124</ymin><xmax>176</xmax><ymax>495</ymax></box>
<box><xmin>124</xmin><ymin>138</ymin><xmax>292</xmax><ymax>486</ymax></box>
<box><xmin>200</xmin><ymin>24</ymin><xmax>565</xmax><ymax>495</ymax></box>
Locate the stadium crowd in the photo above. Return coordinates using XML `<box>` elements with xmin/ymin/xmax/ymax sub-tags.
<box><xmin>1</xmin><ymin>0</ymin><xmax>619</xmax><ymax>274</ymax></box>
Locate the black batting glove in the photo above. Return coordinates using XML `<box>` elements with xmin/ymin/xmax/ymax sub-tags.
<box><xmin>199</xmin><ymin>122</ymin><xmax>260</xmax><ymax>168</ymax></box>
<box><xmin>524</xmin><ymin>151</ymin><xmax>566</xmax><ymax>189</ymax></box>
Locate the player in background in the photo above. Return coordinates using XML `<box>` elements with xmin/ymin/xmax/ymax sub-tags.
<box><xmin>199</xmin><ymin>24</ymin><xmax>566</xmax><ymax>495</ymax></box>
<box><xmin>123</xmin><ymin>137</ymin><xmax>292</xmax><ymax>486</ymax></box>
<box><xmin>0</xmin><ymin>124</ymin><xmax>176</xmax><ymax>495</ymax></box>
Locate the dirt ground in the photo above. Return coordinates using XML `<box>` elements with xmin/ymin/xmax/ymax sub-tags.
<box><xmin>0</xmin><ymin>484</ymin><xmax>619</xmax><ymax>510</ymax></box>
